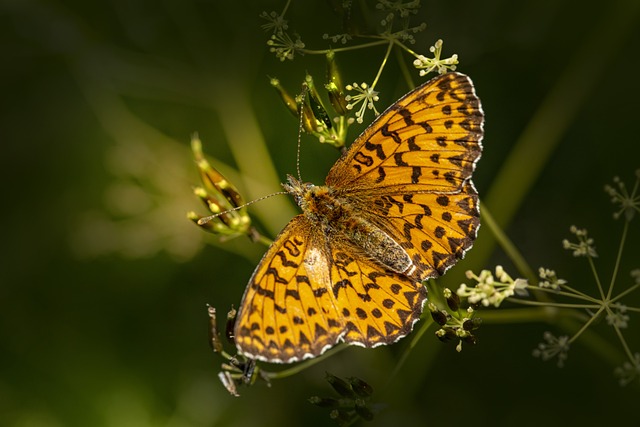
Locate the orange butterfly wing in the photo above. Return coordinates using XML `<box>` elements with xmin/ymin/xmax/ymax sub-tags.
<box><xmin>234</xmin><ymin>215</ymin><xmax>426</xmax><ymax>363</ymax></box>
<box><xmin>234</xmin><ymin>215</ymin><xmax>342</xmax><ymax>363</ymax></box>
<box><xmin>327</xmin><ymin>72</ymin><xmax>482</xmax><ymax>192</ymax></box>
<box><xmin>327</xmin><ymin>243</ymin><xmax>426</xmax><ymax>348</ymax></box>
<box><xmin>326</xmin><ymin>72</ymin><xmax>483</xmax><ymax>280</ymax></box>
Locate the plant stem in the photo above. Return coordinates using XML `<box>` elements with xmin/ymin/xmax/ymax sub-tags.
<box><xmin>264</xmin><ymin>344</ymin><xmax>348</xmax><ymax>380</ymax></box>
<box><xmin>607</xmin><ymin>220</ymin><xmax>629</xmax><ymax>300</ymax></box>
<box><xmin>480</xmin><ymin>203</ymin><xmax>536</xmax><ymax>283</ymax></box>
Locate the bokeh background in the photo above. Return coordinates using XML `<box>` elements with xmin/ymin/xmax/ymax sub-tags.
<box><xmin>2</xmin><ymin>1</ymin><xmax>639</xmax><ymax>426</ymax></box>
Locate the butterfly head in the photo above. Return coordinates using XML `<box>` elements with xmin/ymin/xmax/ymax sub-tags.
<box><xmin>283</xmin><ymin>175</ymin><xmax>310</xmax><ymax>204</ymax></box>
<box><xmin>283</xmin><ymin>174</ymin><xmax>327</xmax><ymax>211</ymax></box>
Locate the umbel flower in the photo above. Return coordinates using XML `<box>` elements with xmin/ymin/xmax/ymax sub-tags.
<box><xmin>604</xmin><ymin>170</ymin><xmax>640</xmax><ymax>222</ymax></box>
<box><xmin>413</xmin><ymin>39</ymin><xmax>459</xmax><ymax>76</ymax></box>
<box><xmin>458</xmin><ymin>266</ymin><xmax>529</xmax><ymax>308</ymax></box>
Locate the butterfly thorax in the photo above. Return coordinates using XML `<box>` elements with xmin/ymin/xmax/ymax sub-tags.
<box><xmin>283</xmin><ymin>175</ymin><xmax>416</xmax><ymax>278</ymax></box>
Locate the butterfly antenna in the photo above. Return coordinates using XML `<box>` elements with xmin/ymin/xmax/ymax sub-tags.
<box><xmin>197</xmin><ymin>191</ymin><xmax>289</xmax><ymax>225</ymax></box>
<box><xmin>200</xmin><ymin>87</ymin><xmax>311</xmax><ymax>226</ymax></box>
<box><xmin>295</xmin><ymin>85</ymin><xmax>308</xmax><ymax>182</ymax></box>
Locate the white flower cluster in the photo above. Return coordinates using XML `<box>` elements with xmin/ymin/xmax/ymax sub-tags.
<box><xmin>457</xmin><ymin>266</ymin><xmax>528</xmax><ymax>308</ymax></box>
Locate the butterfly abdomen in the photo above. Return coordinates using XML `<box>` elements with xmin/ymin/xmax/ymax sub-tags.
<box><xmin>344</xmin><ymin>217</ymin><xmax>415</xmax><ymax>276</ymax></box>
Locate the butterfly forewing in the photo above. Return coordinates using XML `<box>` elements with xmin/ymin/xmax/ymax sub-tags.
<box><xmin>326</xmin><ymin>72</ymin><xmax>483</xmax><ymax>192</ymax></box>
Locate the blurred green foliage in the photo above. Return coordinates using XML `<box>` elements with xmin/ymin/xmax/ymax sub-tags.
<box><xmin>1</xmin><ymin>1</ymin><xmax>639</xmax><ymax>426</ymax></box>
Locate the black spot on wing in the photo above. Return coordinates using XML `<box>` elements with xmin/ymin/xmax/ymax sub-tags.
<box><xmin>381</xmin><ymin>124</ymin><xmax>401</xmax><ymax>144</ymax></box>
<box><xmin>399</xmin><ymin>108</ymin><xmax>414</xmax><ymax>126</ymax></box>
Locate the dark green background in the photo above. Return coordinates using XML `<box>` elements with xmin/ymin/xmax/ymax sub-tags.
<box><xmin>2</xmin><ymin>1</ymin><xmax>639</xmax><ymax>426</ymax></box>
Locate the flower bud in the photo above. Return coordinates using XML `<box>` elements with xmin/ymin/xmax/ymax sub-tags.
<box><xmin>325</xmin><ymin>372</ymin><xmax>355</xmax><ymax>397</ymax></box>
<box><xmin>445</xmin><ymin>289</ymin><xmax>460</xmax><ymax>311</ymax></box>
<box><xmin>463</xmin><ymin>334</ymin><xmax>478</xmax><ymax>345</ymax></box>
<box><xmin>305</xmin><ymin>74</ymin><xmax>332</xmax><ymax>129</ymax></box>
<box><xmin>308</xmin><ymin>396</ymin><xmax>340</xmax><ymax>408</ymax></box>
<box><xmin>325</xmin><ymin>52</ymin><xmax>348</xmax><ymax>115</ymax></box>
<box><xmin>354</xmin><ymin>399</ymin><xmax>374</xmax><ymax>421</ymax></box>
<box><xmin>329</xmin><ymin>409</ymin><xmax>353</xmax><ymax>425</ymax></box>
<box><xmin>463</xmin><ymin>317</ymin><xmax>482</xmax><ymax>331</ymax></box>
<box><xmin>348</xmin><ymin>377</ymin><xmax>373</xmax><ymax>397</ymax></box>
<box><xmin>270</xmin><ymin>77</ymin><xmax>298</xmax><ymax>117</ymax></box>
<box><xmin>429</xmin><ymin>303</ymin><xmax>448</xmax><ymax>326</ymax></box>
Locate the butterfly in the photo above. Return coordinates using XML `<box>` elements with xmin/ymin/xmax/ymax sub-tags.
<box><xmin>234</xmin><ymin>72</ymin><xmax>483</xmax><ymax>363</ymax></box>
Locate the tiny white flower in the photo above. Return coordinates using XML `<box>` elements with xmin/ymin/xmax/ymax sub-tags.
<box><xmin>604</xmin><ymin>170</ymin><xmax>640</xmax><ymax>221</ymax></box>
<box><xmin>413</xmin><ymin>39</ymin><xmax>459</xmax><ymax>76</ymax></box>
<box><xmin>562</xmin><ymin>226</ymin><xmax>597</xmax><ymax>257</ymax></box>
<box><xmin>532</xmin><ymin>332</ymin><xmax>570</xmax><ymax>368</ymax></box>
<box><xmin>345</xmin><ymin>82</ymin><xmax>380</xmax><ymax>123</ymax></box>
<box><xmin>614</xmin><ymin>353</ymin><xmax>640</xmax><ymax>386</ymax></box>
<box><xmin>259</xmin><ymin>11</ymin><xmax>288</xmax><ymax>34</ymax></box>
<box><xmin>457</xmin><ymin>266</ymin><xmax>526</xmax><ymax>308</ymax></box>
<box><xmin>606</xmin><ymin>306</ymin><xmax>629</xmax><ymax>328</ymax></box>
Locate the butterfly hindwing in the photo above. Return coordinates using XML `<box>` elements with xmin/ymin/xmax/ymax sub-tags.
<box><xmin>327</xmin><ymin>242</ymin><xmax>427</xmax><ymax>347</ymax></box>
<box><xmin>360</xmin><ymin>180</ymin><xmax>480</xmax><ymax>280</ymax></box>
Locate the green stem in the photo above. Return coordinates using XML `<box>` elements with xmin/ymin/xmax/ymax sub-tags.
<box><xmin>606</xmin><ymin>220</ymin><xmax>629</xmax><ymax>300</ymax></box>
<box><xmin>281</xmin><ymin>0</ymin><xmax>291</xmax><ymax>15</ymax></box>
<box><xmin>385</xmin><ymin>316</ymin><xmax>435</xmax><ymax>387</ymax></box>
<box><xmin>553</xmin><ymin>283</ymin><xmax>594</xmax><ymax>300</ymax></box>
<box><xmin>612</xmin><ymin>325</ymin><xmax>636</xmax><ymax>364</ymax></box>
<box><xmin>393</xmin><ymin>39</ymin><xmax>419</xmax><ymax>58</ymax></box>
<box><xmin>264</xmin><ymin>344</ymin><xmax>348</xmax><ymax>380</ymax></box>
<box><xmin>371</xmin><ymin>41</ymin><xmax>394</xmax><ymax>89</ymax></box>
<box><xmin>586</xmin><ymin>254</ymin><xmax>605</xmax><ymax>301</ymax></box>
<box><xmin>394</xmin><ymin>44</ymin><xmax>416</xmax><ymax>91</ymax></box>
<box><xmin>508</xmin><ymin>298</ymin><xmax>600</xmax><ymax>310</ymax></box>
<box><xmin>255</xmin><ymin>234</ymin><xmax>274</xmax><ymax>247</ymax></box>
<box><xmin>611</xmin><ymin>282</ymin><xmax>640</xmax><ymax>303</ymax></box>
<box><xmin>481</xmin><ymin>203</ymin><xmax>536</xmax><ymax>283</ymax></box>
<box><xmin>567</xmin><ymin>306</ymin><xmax>604</xmax><ymax>344</ymax></box>
<box><xmin>477</xmin><ymin>306</ymin><xmax>564</xmax><ymax>323</ymax></box>
<box><xmin>300</xmin><ymin>39</ymin><xmax>388</xmax><ymax>55</ymax></box>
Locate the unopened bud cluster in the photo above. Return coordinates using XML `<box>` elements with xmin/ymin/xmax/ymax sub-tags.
<box><xmin>309</xmin><ymin>373</ymin><xmax>376</xmax><ymax>425</ymax></box>
<box><xmin>271</xmin><ymin>52</ymin><xmax>354</xmax><ymax>148</ymax></box>
<box><xmin>429</xmin><ymin>287</ymin><xmax>482</xmax><ymax>352</ymax></box>
<box><xmin>187</xmin><ymin>135</ymin><xmax>252</xmax><ymax>238</ymax></box>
